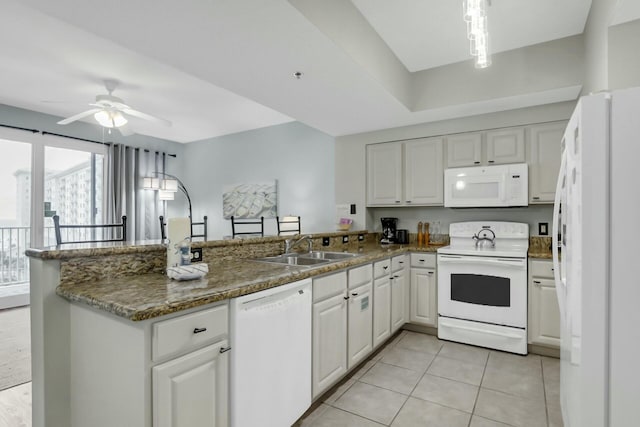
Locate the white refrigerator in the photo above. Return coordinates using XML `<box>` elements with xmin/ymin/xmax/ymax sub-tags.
<box><xmin>553</xmin><ymin>87</ymin><xmax>640</xmax><ymax>427</ymax></box>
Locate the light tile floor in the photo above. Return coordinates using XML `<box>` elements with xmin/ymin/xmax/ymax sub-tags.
<box><xmin>298</xmin><ymin>331</ymin><xmax>563</xmax><ymax>427</ymax></box>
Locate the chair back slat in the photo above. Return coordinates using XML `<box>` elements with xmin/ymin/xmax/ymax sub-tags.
<box><xmin>53</xmin><ymin>215</ymin><xmax>127</xmax><ymax>245</ymax></box>
<box><xmin>231</xmin><ymin>216</ymin><xmax>264</xmax><ymax>238</ymax></box>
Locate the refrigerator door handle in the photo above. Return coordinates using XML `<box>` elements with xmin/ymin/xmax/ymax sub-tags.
<box><xmin>552</xmin><ymin>153</ymin><xmax>567</xmax><ymax>325</ymax></box>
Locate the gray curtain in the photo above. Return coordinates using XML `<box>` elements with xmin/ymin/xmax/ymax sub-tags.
<box><xmin>106</xmin><ymin>145</ymin><xmax>166</xmax><ymax>241</ymax></box>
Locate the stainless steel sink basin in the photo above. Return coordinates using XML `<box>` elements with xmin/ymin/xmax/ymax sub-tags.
<box><xmin>254</xmin><ymin>251</ymin><xmax>359</xmax><ymax>267</ymax></box>
<box><xmin>255</xmin><ymin>254</ymin><xmax>331</xmax><ymax>266</ymax></box>
<box><xmin>300</xmin><ymin>251</ymin><xmax>359</xmax><ymax>260</ymax></box>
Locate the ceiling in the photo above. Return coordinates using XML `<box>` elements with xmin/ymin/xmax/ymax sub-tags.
<box><xmin>0</xmin><ymin>0</ymin><xmax>613</xmax><ymax>143</ymax></box>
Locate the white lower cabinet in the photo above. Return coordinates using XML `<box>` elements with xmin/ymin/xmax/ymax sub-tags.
<box><xmin>312</xmin><ymin>282</ymin><xmax>348</xmax><ymax>398</ymax></box>
<box><xmin>390</xmin><ymin>255</ymin><xmax>408</xmax><ymax>333</ymax></box>
<box><xmin>348</xmin><ymin>281</ymin><xmax>373</xmax><ymax>369</ymax></box>
<box><xmin>153</xmin><ymin>340</ymin><xmax>229</xmax><ymax>427</ymax></box>
<box><xmin>410</xmin><ymin>254</ymin><xmax>437</xmax><ymax>327</ymax></box>
<box><xmin>528</xmin><ymin>259</ymin><xmax>561</xmax><ymax>348</ymax></box>
<box><xmin>373</xmin><ymin>276</ymin><xmax>391</xmax><ymax>348</ymax></box>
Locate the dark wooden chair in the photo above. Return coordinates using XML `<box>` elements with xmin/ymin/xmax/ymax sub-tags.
<box><xmin>159</xmin><ymin>216</ymin><xmax>208</xmax><ymax>242</ymax></box>
<box><xmin>230</xmin><ymin>216</ymin><xmax>264</xmax><ymax>238</ymax></box>
<box><xmin>52</xmin><ymin>215</ymin><xmax>127</xmax><ymax>245</ymax></box>
<box><xmin>276</xmin><ymin>216</ymin><xmax>301</xmax><ymax>236</ymax></box>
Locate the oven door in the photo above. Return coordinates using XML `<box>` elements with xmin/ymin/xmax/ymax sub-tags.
<box><xmin>437</xmin><ymin>254</ymin><xmax>527</xmax><ymax>328</ymax></box>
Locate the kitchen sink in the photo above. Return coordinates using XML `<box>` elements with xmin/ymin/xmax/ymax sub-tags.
<box><xmin>254</xmin><ymin>251</ymin><xmax>359</xmax><ymax>267</ymax></box>
<box><xmin>300</xmin><ymin>251</ymin><xmax>359</xmax><ymax>260</ymax></box>
<box><xmin>254</xmin><ymin>254</ymin><xmax>331</xmax><ymax>266</ymax></box>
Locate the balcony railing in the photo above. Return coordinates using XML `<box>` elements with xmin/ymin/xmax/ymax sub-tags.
<box><xmin>0</xmin><ymin>226</ymin><xmax>58</xmax><ymax>286</ymax></box>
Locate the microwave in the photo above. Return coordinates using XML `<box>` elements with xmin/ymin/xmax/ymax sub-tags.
<box><xmin>444</xmin><ymin>163</ymin><xmax>528</xmax><ymax>208</ymax></box>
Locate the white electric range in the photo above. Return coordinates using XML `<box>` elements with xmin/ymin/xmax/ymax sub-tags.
<box><xmin>437</xmin><ymin>221</ymin><xmax>529</xmax><ymax>354</ymax></box>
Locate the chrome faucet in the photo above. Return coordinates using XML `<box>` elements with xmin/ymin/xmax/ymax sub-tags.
<box><xmin>473</xmin><ymin>229</ymin><xmax>496</xmax><ymax>248</ymax></box>
<box><xmin>285</xmin><ymin>235</ymin><xmax>313</xmax><ymax>254</ymax></box>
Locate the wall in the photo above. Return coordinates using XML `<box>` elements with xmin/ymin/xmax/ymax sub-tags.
<box><xmin>583</xmin><ymin>0</ymin><xmax>621</xmax><ymax>93</ymax></box>
<box><xmin>608</xmin><ymin>19</ymin><xmax>640</xmax><ymax>90</ymax></box>
<box><xmin>181</xmin><ymin>121</ymin><xmax>335</xmax><ymax>239</ymax></box>
<box><xmin>335</xmin><ymin>101</ymin><xmax>576</xmax><ymax>234</ymax></box>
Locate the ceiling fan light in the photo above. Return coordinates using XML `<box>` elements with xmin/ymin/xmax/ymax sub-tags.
<box><xmin>94</xmin><ymin>110</ymin><xmax>113</xmax><ymax>127</ymax></box>
<box><xmin>112</xmin><ymin>111</ymin><xmax>128</xmax><ymax>128</ymax></box>
<box><xmin>94</xmin><ymin>110</ymin><xmax>128</xmax><ymax>128</ymax></box>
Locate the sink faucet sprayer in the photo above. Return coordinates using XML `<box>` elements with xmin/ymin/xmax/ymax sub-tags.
<box><xmin>285</xmin><ymin>235</ymin><xmax>313</xmax><ymax>253</ymax></box>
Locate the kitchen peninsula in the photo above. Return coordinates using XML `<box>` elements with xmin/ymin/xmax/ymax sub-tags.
<box><xmin>27</xmin><ymin>231</ymin><xmax>438</xmax><ymax>427</ymax></box>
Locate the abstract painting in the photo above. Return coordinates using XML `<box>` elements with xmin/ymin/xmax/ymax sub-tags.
<box><xmin>222</xmin><ymin>181</ymin><xmax>277</xmax><ymax>219</ymax></box>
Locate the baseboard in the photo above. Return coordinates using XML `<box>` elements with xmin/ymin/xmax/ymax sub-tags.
<box><xmin>402</xmin><ymin>323</ymin><xmax>438</xmax><ymax>336</ymax></box>
<box><xmin>0</xmin><ymin>294</ymin><xmax>30</xmax><ymax>310</ymax></box>
<box><xmin>528</xmin><ymin>344</ymin><xmax>560</xmax><ymax>358</ymax></box>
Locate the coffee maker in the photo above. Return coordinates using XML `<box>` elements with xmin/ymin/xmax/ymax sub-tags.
<box><xmin>380</xmin><ymin>217</ymin><xmax>398</xmax><ymax>244</ymax></box>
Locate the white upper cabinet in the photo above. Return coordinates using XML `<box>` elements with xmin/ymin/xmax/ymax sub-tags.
<box><xmin>446</xmin><ymin>132</ymin><xmax>482</xmax><ymax>167</ymax></box>
<box><xmin>528</xmin><ymin>122</ymin><xmax>566</xmax><ymax>203</ymax></box>
<box><xmin>404</xmin><ymin>138</ymin><xmax>444</xmax><ymax>205</ymax></box>
<box><xmin>366</xmin><ymin>142</ymin><xmax>403</xmax><ymax>206</ymax></box>
<box><xmin>367</xmin><ymin>138</ymin><xmax>444</xmax><ymax>207</ymax></box>
<box><xmin>485</xmin><ymin>128</ymin><xmax>525</xmax><ymax>165</ymax></box>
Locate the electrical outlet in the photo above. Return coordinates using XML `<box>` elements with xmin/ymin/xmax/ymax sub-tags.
<box><xmin>190</xmin><ymin>248</ymin><xmax>203</xmax><ymax>262</ymax></box>
<box><xmin>538</xmin><ymin>222</ymin><xmax>549</xmax><ymax>236</ymax></box>
<box><xmin>322</xmin><ymin>237</ymin><xmax>330</xmax><ymax>246</ymax></box>
<box><xmin>358</xmin><ymin>234</ymin><xmax>365</xmax><ymax>242</ymax></box>
<box><xmin>342</xmin><ymin>235</ymin><xmax>349</xmax><ymax>244</ymax></box>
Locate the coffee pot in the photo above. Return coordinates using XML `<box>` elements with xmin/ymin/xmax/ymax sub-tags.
<box><xmin>380</xmin><ymin>217</ymin><xmax>398</xmax><ymax>244</ymax></box>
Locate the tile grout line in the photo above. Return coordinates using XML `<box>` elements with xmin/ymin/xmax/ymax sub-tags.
<box><xmin>467</xmin><ymin>351</ymin><xmax>489</xmax><ymax>427</ymax></box>
<box><xmin>541</xmin><ymin>358</ymin><xmax>550</xmax><ymax>427</ymax></box>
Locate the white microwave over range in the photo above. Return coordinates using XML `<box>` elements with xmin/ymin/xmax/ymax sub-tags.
<box><xmin>444</xmin><ymin>163</ymin><xmax>528</xmax><ymax>208</ymax></box>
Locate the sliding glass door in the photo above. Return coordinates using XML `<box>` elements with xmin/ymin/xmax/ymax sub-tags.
<box><xmin>0</xmin><ymin>128</ymin><xmax>107</xmax><ymax>308</ymax></box>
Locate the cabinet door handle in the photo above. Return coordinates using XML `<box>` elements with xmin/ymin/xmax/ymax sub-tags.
<box><xmin>428</xmin><ymin>271</ymin><xmax>434</xmax><ymax>275</ymax></box>
<box><xmin>488</xmin><ymin>160</ymin><xmax>495</xmax><ymax>163</ymax></box>
<box><xmin>399</xmin><ymin>261</ymin><xmax>404</xmax><ymax>264</ymax></box>
<box><xmin>395</xmin><ymin>200</ymin><xmax>401</xmax><ymax>203</ymax></box>
<box><xmin>343</xmin><ymin>296</ymin><xmax>350</xmax><ymax>300</ymax></box>
<box><xmin>394</xmin><ymin>275</ymin><xmax>399</xmax><ymax>279</ymax></box>
<box><xmin>383</xmin><ymin>266</ymin><xmax>388</xmax><ymax>270</ymax></box>
<box><xmin>533</xmin><ymin>196</ymin><xmax>540</xmax><ymax>200</ymax></box>
<box><xmin>389</xmin><ymin>277</ymin><xmax>393</xmax><ymax>280</ymax></box>
<box><xmin>474</xmin><ymin>161</ymin><xmax>480</xmax><ymax>164</ymax></box>
<box><xmin>352</xmin><ymin>292</ymin><xmax>359</xmax><ymax>296</ymax></box>
<box><xmin>193</xmin><ymin>327</ymin><xmax>207</xmax><ymax>334</ymax></box>
<box><xmin>219</xmin><ymin>347</ymin><xmax>232</xmax><ymax>354</ymax></box>
<box><xmin>406</xmin><ymin>200</ymin><xmax>412</xmax><ymax>203</ymax></box>
<box><xmin>419</xmin><ymin>259</ymin><xmax>425</xmax><ymax>262</ymax></box>
<box><xmin>533</xmin><ymin>280</ymin><xmax>541</xmax><ymax>286</ymax></box>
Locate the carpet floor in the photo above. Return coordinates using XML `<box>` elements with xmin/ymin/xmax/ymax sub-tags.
<box><xmin>0</xmin><ymin>306</ymin><xmax>31</xmax><ymax>392</ymax></box>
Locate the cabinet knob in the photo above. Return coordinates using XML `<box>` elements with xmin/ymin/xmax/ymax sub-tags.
<box><xmin>193</xmin><ymin>327</ymin><xmax>207</xmax><ymax>334</ymax></box>
<box><xmin>219</xmin><ymin>347</ymin><xmax>232</xmax><ymax>354</ymax></box>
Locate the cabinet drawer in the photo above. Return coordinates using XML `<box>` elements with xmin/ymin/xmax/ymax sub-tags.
<box><xmin>313</xmin><ymin>271</ymin><xmax>347</xmax><ymax>302</ymax></box>
<box><xmin>391</xmin><ymin>255</ymin><xmax>407</xmax><ymax>272</ymax></box>
<box><xmin>530</xmin><ymin>260</ymin><xmax>554</xmax><ymax>278</ymax></box>
<box><xmin>411</xmin><ymin>253</ymin><xmax>436</xmax><ymax>268</ymax></box>
<box><xmin>373</xmin><ymin>259</ymin><xmax>391</xmax><ymax>278</ymax></box>
<box><xmin>153</xmin><ymin>304</ymin><xmax>228</xmax><ymax>361</ymax></box>
<box><xmin>348</xmin><ymin>264</ymin><xmax>372</xmax><ymax>289</ymax></box>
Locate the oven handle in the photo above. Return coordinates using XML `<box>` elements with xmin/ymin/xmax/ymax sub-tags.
<box><xmin>439</xmin><ymin>321</ymin><xmax>522</xmax><ymax>339</ymax></box>
<box><xmin>438</xmin><ymin>255</ymin><xmax>525</xmax><ymax>269</ymax></box>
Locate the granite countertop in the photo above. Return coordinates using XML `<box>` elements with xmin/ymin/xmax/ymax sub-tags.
<box><xmin>56</xmin><ymin>243</ymin><xmax>441</xmax><ymax>321</ymax></box>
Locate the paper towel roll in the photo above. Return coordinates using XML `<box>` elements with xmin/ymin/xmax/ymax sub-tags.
<box><xmin>167</xmin><ymin>217</ymin><xmax>191</xmax><ymax>268</ymax></box>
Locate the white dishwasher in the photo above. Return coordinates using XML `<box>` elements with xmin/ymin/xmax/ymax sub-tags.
<box><xmin>230</xmin><ymin>278</ymin><xmax>312</xmax><ymax>427</ymax></box>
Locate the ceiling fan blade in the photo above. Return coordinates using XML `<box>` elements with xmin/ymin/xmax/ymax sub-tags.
<box><xmin>57</xmin><ymin>108</ymin><xmax>102</xmax><ymax>125</ymax></box>
<box><xmin>118</xmin><ymin>123</ymin><xmax>135</xmax><ymax>136</ymax></box>
<box><xmin>121</xmin><ymin>108</ymin><xmax>172</xmax><ymax>127</ymax></box>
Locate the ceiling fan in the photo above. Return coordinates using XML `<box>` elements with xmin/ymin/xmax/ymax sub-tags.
<box><xmin>56</xmin><ymin>79</ymin><xmax>172</xmax><ymax>135</ymax></box>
